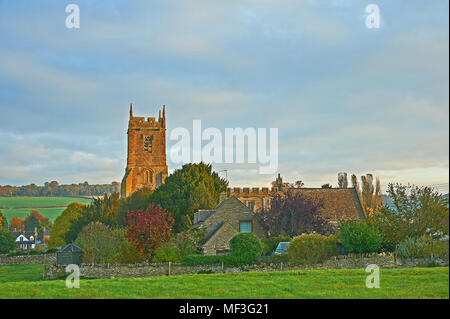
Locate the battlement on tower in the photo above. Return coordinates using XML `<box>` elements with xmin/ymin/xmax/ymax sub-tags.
<box><xmin>128</xmin><ymin>104</ymin><xmax>165</xmax><ymax>129</ymax></box>
<box><xmin>227</xmin><ymin>187</ymin><xmax>277</xmax><ymax>197</ymax></box>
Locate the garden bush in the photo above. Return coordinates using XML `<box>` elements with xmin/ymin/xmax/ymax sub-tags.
<box><xmin>229</xmin><ymin>233</ymin><xmax>263</xmax><ymax>264</ymax></box>
<box><xmin>182</xmin><ymin>253</ymin><xmax>256</xmax><ymax>266</ymax></box>
<box><xmin>271</xmin><ymin>254</ymin><xmax>289</xmax><ymax>264</ymax></box>
<box><xmin>262</xmin><ymin>236</ymin><xmax>291</xmax><ymax>256</ymax></box>
<box><xmin>287</xmin><ymin>233</ymin><xmax>331</xmax><ymax>264</ymax></box>
<box><xmin>0</xmin><ymin>228</ymin><xmax>15</xmax><ymax>254</ymax></box>
<box><xmin>395</xmin><ymin>237</ymin><xmax>449</xmax><ymax>260</ymax></box>
<box><xmin>153</xmin><ymin>240</ymin><xmax>182</xmax><ymax>263</ymax></box>
<box><xmin>324</xmin><ymin>234</ymin><xmax>344</xmax><ymax>256</ymax></box>
<box><xmin>112</xmin><ymin>228</ymin><xmax>145</xmax><ymax>264</ymax></box>
<box><xmin>75</xmin><ymin>222</ymin><xmax>144</xmax><ymax>264</ymax></box>
<box><xmin>182</xmin><ymin>254</ymin><xmax>225</xmax><ymax>266</ymax></box>
<box><xmin>338</xmin><ymin>221</ymin><xmax>382</xmax><ymax>254</ymax></box>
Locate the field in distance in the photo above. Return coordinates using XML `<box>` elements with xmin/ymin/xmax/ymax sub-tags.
<box><xmin>0</xmin><ymin>196</ymin><xmax>93</xmax><ymax>222</ymax></box>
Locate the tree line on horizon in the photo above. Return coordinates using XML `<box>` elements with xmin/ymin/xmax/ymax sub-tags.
<box><xmin>0</xmin><ymin>181</ymin><xmax>121</xmax><ymax>197</ymax></box>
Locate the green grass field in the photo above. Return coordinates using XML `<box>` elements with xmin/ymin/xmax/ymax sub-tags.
<box><xmin>0</xmin><ymin>264</ymin><xmax>448</xmax><ymax>299</ymax></box>
<box><xmin>0</xmin><ymin>197</ymin><xmax>93</xmax><ymax>222</ymax></box>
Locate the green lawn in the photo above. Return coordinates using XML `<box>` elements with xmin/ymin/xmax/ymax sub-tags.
<box><xmin>0</xmin><ymin>264</ymin><xmax>45</xmax><ymax>283</ymax></box>
<box><xmin>0</xmin><ymin>197</ymin><xmax>93</xmax><ymax>222</ymax></box>
<box><xmin>0</xmin><ymin>264</ymin><xmax>448</xmax><ymax>299</ymax></box>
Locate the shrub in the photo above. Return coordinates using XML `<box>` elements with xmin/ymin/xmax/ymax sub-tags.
<box><xmin>324</xmin><ymin>234</ymin><xmax>344</xmax><ymax>257</ymax></box>
<box><xmin>112</xmin><ymin>228</ymin><xmax>145</xmax><ymax>264</ymax></box>
<box><xmin>395</xmin><ymin>237</ymin><xmax>449</xmax><ymax>260</ymax></box>
<box><xmin>338</xmin><ymin>221</ymin><xmax>382</xmax><ymax>254</ymax></box>
<box><xmin>230</xmin><ymin>233</ymin><xmax>264</xmax><ymax>264</ymax></box>
<box><xmin>262</xmin><ymin>236</ymin><xmax>291</xmax><ymax>256</ymax></box>
<box><xmin>153</xmin><ymin>240</ymin><xmax>182</xmax><ymax>263</ymax></box>
<box><xmin>75</xmin><ymin>222</ymin><xmax>122</xmax><ymax>264</ymax></box>
<box><xmin>271</xmin><ymin>254</ymin><xmax>289</xmax><ymax>264</ymax></box>
<box><xmin>0</xmin><ymin>228</ymin><xmax>15</xmax><ymax>254</ymax></box>
<box><xmin>175</xmin><ymin>229</ymin><xmax>205</xmax><ymax>257</ymax></box>
<box><xmin>287</xmin><ymin>233</ymin><xmax>331</xmax><ymax>264</ymax></box>
<box><xmin>182</xmin><ymin>254</ymin><xmax>252</xmax><ymax>266</ymax></box>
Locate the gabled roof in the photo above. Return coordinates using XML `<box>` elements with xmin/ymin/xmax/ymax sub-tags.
<box><xmin>196</xmin><ymin>196</ymin><xmax>253</xmax><ymax>245</ymax></box>
<box><xmin>15</xmin><ymin>234</ymin><xmax>30</xmax><ymax>242</ymax></box>
<box><xmin>59</xmin><ymin>244</ymin><xmax>83</xmax><ymax>252</ymax></box>
<box><xmin>214</xmin><ymin>196</ymin><xmax>251</xmax><ymax>214</ymax></box>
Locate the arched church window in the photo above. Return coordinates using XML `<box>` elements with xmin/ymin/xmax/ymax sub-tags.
<box><xmin>144</xmin><ymin>170</ymin><xmax>153</xmax><ymax>184</ymax></box>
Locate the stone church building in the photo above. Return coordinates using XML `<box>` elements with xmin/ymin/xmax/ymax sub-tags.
<box><xmin>119</xmin><ymin>104</ymin><xmax>366</xmax><ymax>255</ymax></box>
<box><xmin>121</xmin><ymin>104</ymin><xmax>168</xmax><ymax>198</ymax></box>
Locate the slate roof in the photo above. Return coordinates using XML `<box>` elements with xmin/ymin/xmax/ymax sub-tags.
<box><xmin>202</xmin><ymin>221</ymin><xmax>224</xmax><ymax>244</ymax></box>
<box><xmin>59</xmin><ymin>244</ymin><xmax>83</xmax><ymax>252</ymax></box>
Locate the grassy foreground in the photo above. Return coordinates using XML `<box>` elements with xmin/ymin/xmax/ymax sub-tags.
<box><xmin>0</xmin><ymin>264</ymin><xmax>448</xmax><ymax>299</ymax></box>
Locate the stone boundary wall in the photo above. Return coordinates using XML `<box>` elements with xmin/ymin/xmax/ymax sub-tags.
<box><xmin>43</xmin><ymin>254</ymin><xmax>449</xmax><ymax>280</ymax></box>
<box><xmin>0</xmin><ymin>253</ymin><xmax>56</xmax><ymax>265</ymax></box>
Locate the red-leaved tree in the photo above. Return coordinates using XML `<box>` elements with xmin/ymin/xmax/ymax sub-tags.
<box><xmin>255</xmin><ymin>190</ymin><xmax>335</xmax><ymax>237</ymax></box>
<box><xmin>125</xmin><ymin>204</ymin><xmax>174</xmax><ymax>260</ymax></box>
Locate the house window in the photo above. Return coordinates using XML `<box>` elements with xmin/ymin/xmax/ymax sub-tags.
<box><xmin>239</xmin><ymin>221</ymin><xmax>253</xmax><ymax>233</ymax></box>
<box><xmin>144</xmin><ymin>135</ymin><xmax>153</xmax><ymax>153</ymax></box>
<box><xmin>247</xmin><ymin>200</ymin><xmax>255</xmax><ymax>212</ymax></box>
<box><xmin>216</xmin><ymin>249</ymin><xmax>231</xmax><ymax>255</ymax></box>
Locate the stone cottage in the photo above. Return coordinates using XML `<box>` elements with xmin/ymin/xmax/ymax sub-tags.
<box><xmin>193</xmin><ymin>196</ymin><xmax>266</xmax><ymax>255</ymax></box>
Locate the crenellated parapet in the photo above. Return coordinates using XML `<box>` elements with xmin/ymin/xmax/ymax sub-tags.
<box><xmin>227</xmin><ymin>186</ymin><xmax>278</xmax><ymax>197</ymax></box>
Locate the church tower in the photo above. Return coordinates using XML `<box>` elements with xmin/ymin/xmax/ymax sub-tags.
<box><xmin>121</xmin><ymin>103</ymin><xmax>168</xmax><ymax>197</ymax></box>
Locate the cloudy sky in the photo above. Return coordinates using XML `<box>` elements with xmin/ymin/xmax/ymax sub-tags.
<box><xmin>0</xmin><ymin>0</ymin><xmax>448</xmax><ymax>193</ymax></box>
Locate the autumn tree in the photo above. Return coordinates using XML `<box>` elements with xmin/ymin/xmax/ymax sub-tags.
<box><xmin>125</xmin><ymin>203</ymin><xmax>174</xmax><ymax>260</ymax></box>
<box><xmin>0</xmin><ymin>212</ymin><xmax>8</xmax><ymax>229</ymax></box>
<box><xmin>9</xmin><ymin>216</ymin><xmax>24</xmax><ymax>231</ymax></box>
<box><xmin>368</xmin><ymin>183</ymin><xmax>449</xmax><ymax>251</ymax></box>
<box><xmin>28</xmin><ymin>211</ymin><xmax>51</xmax><ymax>229</ymax></box>
<box><xmin>48</xmin><ymin>202</ymin><xmax>87</xmax><ymax>249</ymax></box>
<box><xmin>348</xmin><ymin>173</ymin><xmax>383</xmax><ymax>215</ymax></box>
<box><xmin>65</xmin><ymin>193</ymin><xmax>122</xmax><ymax>243</ymax></box>
<box><xmin>255</xmin><ymin>190</ymin><xmax>335</xmax><ymax>237</ymax></box>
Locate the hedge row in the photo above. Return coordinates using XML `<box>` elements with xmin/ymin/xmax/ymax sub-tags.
<box><xmin>182</xmin><ymin>254</ymin><xmax>252</xmax><ymax>266</ymax></box>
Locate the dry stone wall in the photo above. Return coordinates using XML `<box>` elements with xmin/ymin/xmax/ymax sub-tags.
<box><xmin>0</xmin><ymin>253</ymin><xmax>56</xmax><ymax>265</ymax></box>
<box><xmin>43</xmin><ymin>254</ymin><xmax>448</xmax><ymax>280</ymax></box>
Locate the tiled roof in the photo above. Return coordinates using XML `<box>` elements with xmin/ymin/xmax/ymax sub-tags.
<box><xmin>288</xmin><ymin>187</ymin><xmax>365</xmax><ymax>221</ymax></box>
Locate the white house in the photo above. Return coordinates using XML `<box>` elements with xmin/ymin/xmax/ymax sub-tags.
<box><xmin>15</xmin><ymin>234</ymin><xmax>35</xmax><ymax>250</ymax></box>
